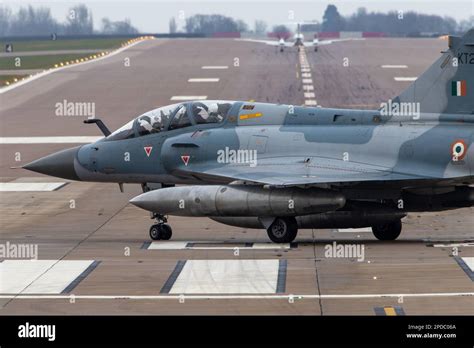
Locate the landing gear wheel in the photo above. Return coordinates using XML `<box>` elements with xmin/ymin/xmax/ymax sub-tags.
<box><xmin>149</xmin><ymin>224</ymin><xmax>162</xmax><ymax>240</ymax></box>
<box><xmin>267</xmin><ymin>217</ymin><xmax>298</xmax><ymax>243</ymax></box>
<box><xmin>160</xmin><ymin>224</ymin><xmax>172</xmax><ymax>240</ymax></box>
<box><xmin>149</xmin><ymin>223</ymin><xmax>173</xmax><ymax>241</ymax></box>
<box><xmin>372</xmin><ymin>220</ymin><xmax>402</xmax><ymax>241</ymax></box>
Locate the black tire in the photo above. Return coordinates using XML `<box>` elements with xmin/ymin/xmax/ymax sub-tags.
<box><xmin>267</xmin><ymin>217</ymin><xmax>298</xmax><ymax>243</ymax></box>
<box><xmin>160</xmin><ymin>224</ymin><xmax>172</xmax><ymax>240</ymax></box>
<box><xmin>149</xmin><ymin>224</ymin><xmax>162</xmax><ymax>240</ymax></box>
<box><xmin>372</xmin><ymin>220</ymin><xmax>402</xmax><ymax>241</ymax></box>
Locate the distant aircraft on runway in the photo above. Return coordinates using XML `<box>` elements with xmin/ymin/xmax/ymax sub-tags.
<box><xmin>25</xmin><ymin>29</ymin><xmax>474</xmax><ymax>243</ymax></box>
<box><xmin>241</xmin><ymin>23</ymin><xmax>361</xmax><ymax>52</ymax></box>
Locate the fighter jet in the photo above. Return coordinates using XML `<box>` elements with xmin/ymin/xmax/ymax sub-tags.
<box><xmin>25</xmin><ymin>29</ymin><xmax>474</xmax><ymax>243</ymax></box>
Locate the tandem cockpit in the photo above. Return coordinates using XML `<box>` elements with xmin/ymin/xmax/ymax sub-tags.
<box><xmin>106</xmin><ymin>101</ymin><xmax>234</xmax><ymax>141</ymax></box>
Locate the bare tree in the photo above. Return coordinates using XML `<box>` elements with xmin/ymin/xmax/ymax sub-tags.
<box><xmin>0</xmin><ymin>6</ymin><xmax>12</xmax><ymax>36</ymax></box>
<box><xmin>169</xmin><ymin>17</ymin><xmax>177</xmax><ymax>33</ymax></box>
<box><xmin>101</xmin><ymin>18</ymin><xmax>138</xmax><ymax>34</ymax></box>
<box><xmin>65</xmin><ymin>4</ymin><xmax>93</xmax><ymax>35</ymax></box>
<box><xmin>254</xmin><ymin>20</ymin><xmax>267</xmax><ymax>35</ymax></box>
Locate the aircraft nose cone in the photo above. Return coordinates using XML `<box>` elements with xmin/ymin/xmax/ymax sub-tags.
<box><xmin>129</xmin><ymin>191</ymin><xmax>156</xmax><ymax>212</ymax></box>
<box><xmin>23</xmin><ymin>146</ymin><xmax>81</xmax><ymax>181</ymax></box>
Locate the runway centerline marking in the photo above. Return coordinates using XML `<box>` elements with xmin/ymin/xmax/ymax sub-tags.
<box><xmin>171</xmin><ymin>96</ymin><xmax>207</xmax><ymax>101</ymax></box>
<box><xmin>381</xmin><ymin>65</ymin><xmax>408</xmax><ymax>68</ymax></box>
<box><xmin>0</xmin><ymin>136</ymin><xmax>101</xmax><ymax>144</ymax></box>
<box><xmin>394</xmin><ymin>77</ymin><xmax>417</xmax><ymax>82</ymax></box>
<box><xmin>188</xmin><ymin>78</ymin><xmax>220</xmax><ymax>82</ymax></box>
<box><xmin>0</xmin><ymin>182</ymin><xmax>67</xmax><ymax>192</ymax></box>
<box><xmin>201</xmin><ymin>66</ymin><xmax>228</xmax><ymax>69</ymax></box>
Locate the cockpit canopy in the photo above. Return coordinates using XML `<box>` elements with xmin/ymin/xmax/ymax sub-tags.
<box><xmin>106</xmin><ymin>100</ymin><xmax>234</xmax><ymax>141</ymax></box>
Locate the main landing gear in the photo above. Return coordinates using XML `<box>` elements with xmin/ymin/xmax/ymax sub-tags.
<box><xmin>371</xmin><ymin>219</ymin><xmax>402</xmax><ymax>241</ymax></box>
<box><xmin>149</xmin><ymin>213</ymin><xmax>172</xmax><ymax>240</ymax></box>
<box><xmin>266</xmin><ymin>217</ymin><xmax>298</xmax><ymax>243</ymax></box>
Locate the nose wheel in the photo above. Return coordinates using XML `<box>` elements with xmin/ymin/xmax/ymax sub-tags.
<box><xmin>149</xmin><ymin>223</ymin><xmax>172</xmax><ymax>240</ymax></box>
<box><xmin>149</xmin><ymin>213</ymin><xmax>172</xmax><ymax>240</ymax></box>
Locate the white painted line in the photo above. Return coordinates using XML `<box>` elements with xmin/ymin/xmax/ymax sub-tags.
<box><xmin>0</xmin><ymin>39</ymin><xmax>153</xmax><ymax>94</ymax></box>
<box><xmin>147</xmin><ymin>241</ymin><xmax>291</xmax><ymax>250</ymax></box>
<box><xmin>0</xmin><ymin>260</ymin><xmax>57</xmax><ymax>294</ymax></box>
<box><xmin>0</xmin><ymin>136</ymin><xmax>101</xmax><ymax>144</ymax></box>
<box><xmin>305</xmin><ymin>100</ymin><xmax>317</xmax><ymax>106</ymax></box>
<box><xmin>381</xmin><ymin>65</ymin><xmax>408</xmax><ymax>68</ymax></box>
<box><xmin>170</xmin><ymin>96</ymin><xmax>207</xmax><ymax>101</ymax></box>
<box><xmin>394</xmin><ymin>77</ymin><xmax>417</xmax><ymax>82</ymax></box>
<box><xmin>302</xmin><ymin>79</ymin><xmax>313</xmax><ymax>84</ymax></box>
<box><xmin>0</xmin><ymin>182</ymin><xmax>66</xmax><ymax>192</ymax></box>
<box><xmin>304</xmin><ymin>92</ymin><xmax>315</xmax><ymax>98</ymax></box>
<box><xmin>337</xmin><ymin>228</ymin><xmax>373</xmax><ymax>233</ymax></box>
<box><xmin>433</xmin><ymin>243</ymin><xmax>474</xmax><ymax>248</ymax></box>
<box><xmin>301</xmin><ymin>68</ymin><xmax>311</xmax><ymax>72</ymax></box>
<box><xmin>252</xmin><ymin>243</ymin><xmax>290</xmax><ymax>250</ymax></box>
<box><xmin>201</xmin><ymin>66</ymin><xmax>228</xmax><ymax>69</ymax></box>
<box><xmin>23</xmin><ymin>260</ymin><xmax>94</xmax><ymax>294</ymax></box>
<box><xmin>462</xmin><ymin>257</ymin><xmax>474</xmax><ymax>271</ymax></box>
<box><xmin>303</xmin><ymin>85</ymin><xmax>314</xmax><ymax>91</ymax></box>
<box><xmin>0</xmin><ymin>260</ymin><xmax>94</xmax><ymax>294</ymax></box>
<box><xmin>169</xmin><ymin>260</ymin><xmax>280</xmax><ymax>294</ymax></box>
<box><xmin>1</xmin><ymin>292</ymin><xmax>472</xmax><ymax>300</ymax></box>
<box><xmin>188</xmin><ymin>78</ymin><xmax>219</xmax><ymax>82</ymax></box>
<box><xmin>148</xmin><ymin>241</ymin><xmax>189</xmax><ymax>250</ymax></box>
<box><xmin>301</xmin><ymin>73</ymin><xmax>311</xmax><ymax>78</ymax></box>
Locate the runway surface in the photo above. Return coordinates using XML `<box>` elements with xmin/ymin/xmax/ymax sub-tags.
<box><xmin>0</xmin><ymin>38</ymin><xmax>473</xmax><ymax>315</ymax></box>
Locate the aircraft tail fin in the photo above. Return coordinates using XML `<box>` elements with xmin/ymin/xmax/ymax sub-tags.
<box><xmin>394</xmin><ymin>28</ymin><xmax>474</xmax><ymax>115</ymax></box>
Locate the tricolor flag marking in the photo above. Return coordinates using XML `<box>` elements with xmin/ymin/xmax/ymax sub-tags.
<box><xmin>451</xmin><ymin>80</ymin><xmax>467</xmax><ymax>96</ymax></box>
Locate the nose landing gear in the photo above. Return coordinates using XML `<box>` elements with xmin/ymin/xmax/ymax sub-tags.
<box><xmin>149</xmin><ymin>213</ymin><xmax>172</xmax><ymax>240</ymax></box>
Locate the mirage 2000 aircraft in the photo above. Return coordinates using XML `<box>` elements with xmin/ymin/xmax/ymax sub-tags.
<box><xmin>25</xmin><ymin>29</ymin><xmax>474</xmax><ymax>243</ymax></box>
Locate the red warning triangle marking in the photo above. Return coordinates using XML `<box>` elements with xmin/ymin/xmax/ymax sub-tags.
<box><xmin>181</xmin><ymin>155</ymin><xmax>190</xmax><ymax>166</ymax></box>
<box><xmin>144</xmin><ymin>146</ymin><xmax>153</xmax><ymax>157</ymax></box>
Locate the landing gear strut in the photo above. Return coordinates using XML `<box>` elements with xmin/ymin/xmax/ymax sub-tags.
<box><xmin>266</xmin><ymin>217</ymin><xmax>298</xmax><ymax>243</ymax></box>
<box><xmin>149</xmin><ymin>213</ymin><xmax>172</xmax><ymax>240</ymax></box>
<box><xmin>371</xmin><ymin>219</ymin><xmax>402</xmax><ymax>241</ymax></box>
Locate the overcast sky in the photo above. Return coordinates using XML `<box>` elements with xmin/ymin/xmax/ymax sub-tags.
<box><xmin>4</xmin><ymin>0</ymin><xmax>474</xmax><ymax>32</ymax></box>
